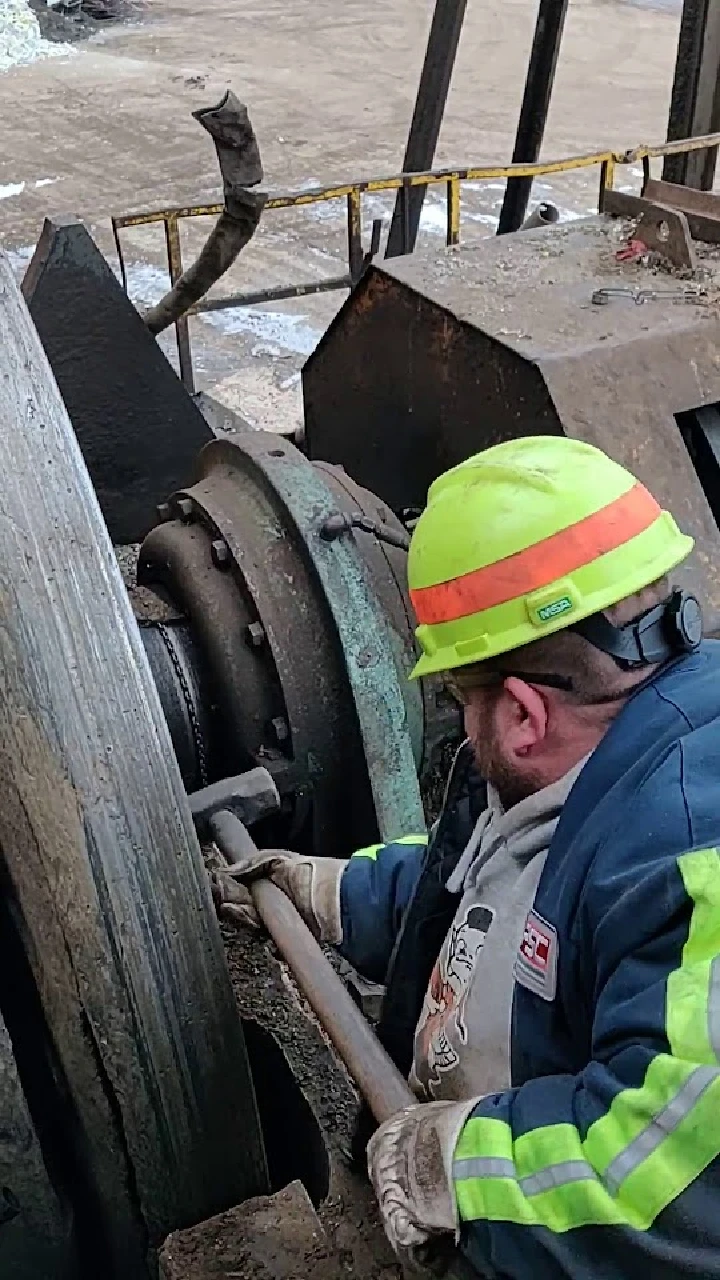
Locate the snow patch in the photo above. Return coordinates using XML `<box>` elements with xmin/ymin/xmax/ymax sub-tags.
<box><xmin>0</xmin><ymin>176</ymin><xmax>59</xmax><ymax>199</ymax></box>
<box><xmin>4</xmin><ymin>243</ymin><xmax>34</xmax><ymax>276</ymax></box>
<box><xmin>110</xmin><ymin>260</ymin><xmax>320</xmax><ymax>358</ymax></box>
<box><xmin>0</xmin><ymin>0</ymin><xmax>72</xmax><ymax>72</ymax></box>
<box><xmin>118</xmin><ymin>261</ymin><xmax>170</xmax><ymax>303</ymax></box>
<box><xmin>301</xmin><ymin>188</ymin><xmax>456</xmax><ymax>237</ymax></box>
<box><xmin>201</xmin><ymin>306</ymin><xmax>321</xmax><ymax>357</ymax></box>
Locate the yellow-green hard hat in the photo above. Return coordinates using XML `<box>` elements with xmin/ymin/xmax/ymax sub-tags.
<box><xmin>408</xmin><ymin>436</ymin><xmax>694</xmax><ymax>679</ymax></box>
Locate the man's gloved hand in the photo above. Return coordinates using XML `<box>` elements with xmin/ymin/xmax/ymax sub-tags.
<box><xmin>211</xmin><ymin>849</ymin><xmax>347</xmax><ymax>944</ymax></box>
<box><xmin>367</xmin><ymin>1099</ymin><xmax>479</xmax><ymax>1273</ymax></box>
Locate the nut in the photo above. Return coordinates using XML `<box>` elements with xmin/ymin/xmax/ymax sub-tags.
<box><xmin>246</xmin><ymin>622</ymin><xmax>266</xmax><ymax>649</ymax></box>
<box><xmin>211</xmin><ymin>539</ymin><xmax>230</xmax><ymax>569</ymax></box>
<box><xmin>177</xmin><ymin>497</ymin><xmax>194</xmax><ymax>522</ymax></box>
<box><xmin>156</xmin><ymin>502</ymin><xmax>172</xmax><ymax>523</ymax></box>
<box><xmin>270</xmin><ymin>716</ymin><xmax>289</xmax><ymax>744</ymax></box>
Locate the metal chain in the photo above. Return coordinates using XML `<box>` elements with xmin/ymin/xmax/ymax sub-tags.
<box><xmin>156</xmin><ymin>623</ymin><xmax>209</xmax><ymax>787</ymax></box>
<box><xmin>591</xmin><ymin>286</ymin><xmax>707</xmax><ymax>306</ymax></box>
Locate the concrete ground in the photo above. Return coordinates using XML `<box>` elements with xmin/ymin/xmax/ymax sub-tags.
<box><xmin>1</xmin><ymin>0</ymin><xmax>685</xmax><ymax>433</ymax></box>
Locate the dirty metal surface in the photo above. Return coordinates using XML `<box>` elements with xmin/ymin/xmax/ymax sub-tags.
<box><xmin>140</xmin><ymin>436</ymin><xmax>429</xmax><ymax>852</ymax></box>
<box><xmin>304</xmin><ymin>217</ymin><xmax>720</xmax><ymax>630</ymax></box>
<box><xmin>140</xmin><ymin>515</ymin><xmax>281</xmax><ymax>790</ymax></box>
<box><xmin>0</xmin><ymin>252</ymin><xmax>267</xmax><ymax>1279</ymax></box>
<box><xmin>664</xmin><ymin>0</ymin><xmax>720</xmax><ymax>189</ymax></box>
<box><xmin>313</xmin><ymin>462</ymin><xmax>426</xmax><ymax>768</ymax></box>
<box><xmin>0</xmin><ymin>1014</ymin><xmax>75</xmax><ymax>1280</ymax></box>
<box><xmin>213</xmin><ymin>435</ymin><xmax>425</xmax><ymax>843</ymax></box>
<box><xmin>22</xmin><ymin>216</ymin><xmax>212</xmax><ymax>545</ymax></box>
<box><xmin>350</xmin><ymin>217</ymin><xmax>720</xmax><ymax>355</ymax></box>
<box><xmin>141</xmin><ymin>447</ymin><xmax>372</xmax><ymax>855</ymax></box>
<box><xmin>634</xmin><ymin>204</ymin><xmax>697</xmax><ymax>271</ymax></box>
<box><xmin>642</xmin><ymin>177</ymin><xmax>720</xmax><ymax>244</ymax></box>
<box><xmin>159</xmin><ymin>1181</ymin><xmax>341</xmax><ymax>1280</ymax></box>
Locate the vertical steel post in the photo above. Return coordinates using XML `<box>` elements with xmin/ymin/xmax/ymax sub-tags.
<box><xmin>164</xmin><ymin>214</ymin><xmax>196</xmax><ymax>393</ymax></box>
<box><xmin>664</xmin><ymin>0</ymin><xmax>720</xmax><ymax>190</ymax></box>
<box><xmin>385</xmin><ymin>0</ymin><xmax>467</xmax><ymax>259</ymax></box>
<box><xmin>497</xmin><ymin>0</ymin><xmax>570</xmax><ymax>235</ymax></box>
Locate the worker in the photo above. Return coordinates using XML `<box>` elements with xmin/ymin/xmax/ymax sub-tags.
<box><xmin>215</xmin><ymin>435</ymin><xmax>720</xmax><ymax>1279</ymax></box>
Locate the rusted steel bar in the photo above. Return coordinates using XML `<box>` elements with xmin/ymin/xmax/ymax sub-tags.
<box><xmin>112</xmin><ymin>133</ymin><xmax>720</xmax><ymax>233</ymax></box>
<box><xmin>210</xmin><ymin>810</ymin><xmax>416</xmax><ymax>1124</ymax></box>
<box><xmin>497</xmin><ymin>0</ymin><xmax>571</xmax><ymax>234</ymax></box>
<box><xmin>252</xmin><ymin>880</ymin><xmax>416</xmax><ymax>1124</ymax></box>
<box><xmin>665</xmin><ymin>0</ymin><xmax>720</xmax><ymax>190</ymax></box>
<box><xmin>164</xmin><ymin>214</ymin><xmax>195</xmax><ymax>392</ymax></box>
<box><xmin>385</xmin><ymin>0</ymin><xmax>468</xmax><ymax>258</ymax></box>
<box><xmin>188</xmin><ymin>274</ymin><xmax>351</xmax><ymax>313</ymax></box>
<box><xmin>347</xmin><ymin>190</ymin><xmax>364</xmax><ymax>283</ymax></box>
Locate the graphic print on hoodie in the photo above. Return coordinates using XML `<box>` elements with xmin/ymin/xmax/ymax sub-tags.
<box><xmin>413</xmin><ymin>904</ymin><xmax>495</xmax><ymax>1096</ymax></box>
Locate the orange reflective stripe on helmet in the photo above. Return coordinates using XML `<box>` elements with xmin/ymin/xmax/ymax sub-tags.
<box><xmin>407</xmin><ymin>436</ymin><xmax>694</xmax><ymax>679</ymax></box>
<box><xmin>411</xmin><ymin>482</ymin><xmax>662</xmax><ymax>626</ymax></box>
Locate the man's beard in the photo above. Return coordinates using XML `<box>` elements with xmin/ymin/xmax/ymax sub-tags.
<box><xmin>470</xmin><ymin>721</ymin><xmax>542</xmax><ymax>811</ymax></box>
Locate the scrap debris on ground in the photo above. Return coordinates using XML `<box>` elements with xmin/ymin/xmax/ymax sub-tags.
<box><xmin>27</xmin><ymin>0</ymin><xmax>130</xmax><ymax>43</ymax></box>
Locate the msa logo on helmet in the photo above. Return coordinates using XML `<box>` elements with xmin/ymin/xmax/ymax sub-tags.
<box><xmin>535</xmin><ymin>595</ymin><xmax>573</xmax><ymax>624</ymax></box>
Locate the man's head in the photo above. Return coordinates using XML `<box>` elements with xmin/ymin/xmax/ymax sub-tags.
<box><xmin>447</xmin><ymin>578</ymin><xmax>670</xmax><ymax>808</ymax></box>
<box><xmin>407</xmin><ymin>437</ymin><xmax>699</xmax><ymax>808</ymax></box>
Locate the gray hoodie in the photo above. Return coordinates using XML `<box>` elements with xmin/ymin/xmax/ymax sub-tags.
<box><xmin>409</xmin><ymin>757</ymin><xmax>587</xmax><ymax>1102</ymax></box>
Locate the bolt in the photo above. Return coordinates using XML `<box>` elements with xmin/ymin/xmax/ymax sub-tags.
<box><xmin>177</xmin><ymin>497</ymin><xmax>194</xmax><ymax>522</ymax></box>
<box><xmin>211</xmin><ymin>539</ymin><xmax>230</xmax><ymax>569</ymax></box>
<box><xmin>156</xmin><ymin>502</ymin><xmax>172</xmax><ymax>523</ymax></box>
<box><xmin>246</xmin><ymin>622</ymin><xmax>266</xmax><ymax>649</ymax></box>
<box><xmin>271</xmin><ymin>716</ymin><xmax>289</xmax><ymax>745</ymax></box>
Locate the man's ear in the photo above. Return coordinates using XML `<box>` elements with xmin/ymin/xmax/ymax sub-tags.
<box><xmin>499</xmin><ymin>677</ymin><xmax>549</xmax><ymax>758</ymax></box>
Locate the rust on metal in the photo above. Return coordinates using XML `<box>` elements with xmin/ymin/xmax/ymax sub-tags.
<box><xmin>665</xmin><ymin>0</ymin><xmax>720</xmax><ymax>189</ymax></box>
<box><xmin>163</xmin><ymin>214</ymin><xmax>195</xmax><ymax>391</ymax></box>
<box><xmin>138</xmin><ymin>435</ymin><xmax>454</xmax><ymax>854</ymax></box>
<box><xmin>111</xmin><ymin>132</ymin><xmax>720</xmax><ymax>391</ymax></box>
<box><xmin>634</xmin><ymin>204</ymin><xmax>697</xmax><ymax>271</ymax></box>
<box><xmin>644</xmin><ymin>177</ymin><xmax>720</xmax><ymax>244</ymax></box>
<box><xmin>303</xmin><ymin>216</ymin><xmax>720</xmax><ymax>633</ymax></box>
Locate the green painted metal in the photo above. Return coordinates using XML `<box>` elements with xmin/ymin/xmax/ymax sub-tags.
<box><xmin>236</xmin><ymin>434</ymin><xmax>426</xmax><ymax>842</ymax></box>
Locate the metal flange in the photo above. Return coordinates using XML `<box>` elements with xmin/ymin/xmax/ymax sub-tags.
<box><xmin>139</xmin><ymin>435</ymin><xmax>433</xmax><ymax>853</ymax></box>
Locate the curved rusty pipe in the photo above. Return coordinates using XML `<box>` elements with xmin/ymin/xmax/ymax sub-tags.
<box><xmin>145</xmin><ymin>92</ymin><xmax>267</xmax><ymax>336</ymax></box>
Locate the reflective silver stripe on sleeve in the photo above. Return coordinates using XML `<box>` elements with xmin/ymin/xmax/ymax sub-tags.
<box><xmin>453</xmin><ymin>1156</ymin><xmax>594</xmax><ymax>1196</ymax></box>
<box><xmin>603</xmin><ymin>1065</ymin><xmax>719</xmax><ymax>1195</ymax></box>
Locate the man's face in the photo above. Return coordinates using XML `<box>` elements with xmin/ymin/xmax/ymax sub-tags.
<box><xmin>463</xmin><ymin>687</ymin><xmax>542</xmax><ymax>809</ymax></box>
<box><xmin>447</xmin><ymin>672</ymin><xmax>552</xmax><ymax>809</ymax></box>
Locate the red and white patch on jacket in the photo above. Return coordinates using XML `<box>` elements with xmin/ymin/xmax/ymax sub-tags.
<box><xmin>514</xmin><ymin>909</ymin><xmax>558</xmax><ymax>1002</ymax></box>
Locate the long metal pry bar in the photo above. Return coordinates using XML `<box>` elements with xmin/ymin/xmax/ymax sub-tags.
<box><xmin>210</xmin><ymin>808</ymin><xmax>417</xmax><ymax>1125</ymax></box>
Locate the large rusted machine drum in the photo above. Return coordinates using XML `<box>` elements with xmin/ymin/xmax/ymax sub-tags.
<box><xmin>137</xmin><ymin>435</ymin><xmax>456</xmax><ymax>856</ymax></box>
<box><xmin>0</xmin><ymin>254</ymin><xmax>268</xmax><ymax>1280</ymax></box>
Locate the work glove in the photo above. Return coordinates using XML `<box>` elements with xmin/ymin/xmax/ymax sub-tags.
<box><xmin>367</xmin><ymin>1099</ymin><xmax>480</xmax><ymax>1274</ymax></box>
<box><xmin>212</xmin><ymin>848</ymin><xmax>347</xmax><ymax>944</ymax></box>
